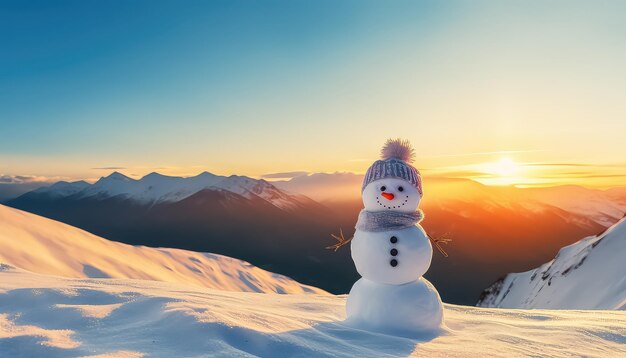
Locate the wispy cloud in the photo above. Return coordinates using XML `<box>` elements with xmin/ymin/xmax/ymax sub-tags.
<box><xmin>525</xmin><ymin>162</ymin><xmax>626</xmax><ymax>168</ymax></box>
<box><xmin>91</xmin><ymin>166</ymin><xmax>127</xmax><ymax>170</ymax></box>
<box><xmin>0</xmin><ymin>174</ymin><xmax>66</xmax><ymax>201</ymax></box>
<box><xmin>261</xmin><ymin>171</ymin><xmax>309</xmax><ymax>179</ymax></box>
<box><xmin>531</xmin><ymin>173</ymin><xmax>626</xmax><ymax>179</ymax></box>
<box><xmin>0</xmin><ymin>174</ymin><xmax>61</xmax><ymax>184</ymax></box>
<box><xmin>422</xmin><ymin>150</ymin><xmax>544</xmax><ymax>159</ymax></box>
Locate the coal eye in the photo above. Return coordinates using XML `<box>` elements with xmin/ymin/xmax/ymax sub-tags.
<box><xmin>380</xmin><ymin>186</ymin><xmax>386</xmax><ymax>191</ymax></box>
<box><xmin>398</xmin><ymin>186</ymin><xmax>404</xmax><ymax>192</ymax></box>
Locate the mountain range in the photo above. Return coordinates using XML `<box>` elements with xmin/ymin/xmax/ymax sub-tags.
<box><xmin>272</xmin><ymin>172</ymin><xmax>626</xmax><ymax>228</ymax></box>
<box><xmin>6</xmin><ymin>171</ymin><xmax>626</xmax><ymax>304</ymax></box>
<box><xmin>26</xmin><ymin>171</ymin><xmax>315</xmax><ymax>210</ymax></box>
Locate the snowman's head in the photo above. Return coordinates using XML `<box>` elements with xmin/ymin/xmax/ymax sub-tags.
<box><xmin>362</xmin><ymin>178</ymin><xmax>421</xmax><ymax>212</ymax></box>
<box><xmin>361</xmin><ymin>139</ymin><xmax>422</xmax><ymax>212</ymax></box>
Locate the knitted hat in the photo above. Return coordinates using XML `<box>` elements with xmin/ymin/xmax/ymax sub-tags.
<box><xmin>362</xmin><ymin>138</ymin><xmax>422</xmax><ymax>195</ymax></box>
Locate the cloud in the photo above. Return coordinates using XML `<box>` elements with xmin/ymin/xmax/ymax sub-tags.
<box><xmin>0</xmin><ymin>174</ymin><xmax>59</xmax><ymax>184</ymax></box>
<box><xmin>91</xmin><ymin>167</ymin><xmax>127</xmax><ymax>170</ymax></box>
<box><xmin>534</xmin><ymin>173</ymin><xmax>626</xmax><ymax>179</ymax></box>
<box><xmin>422</xmin><ymin>150</ymin><xmax>544</xmax><ymax>159</ymax></box>
<box><xmin>525</xmin><ymin>162</ymin><xmax>626</xmax><ymax>168</ymax></box>
<box><xmin>261</xmin><ymin>171</ymin><xmax>309</xmax><ymax>179</ymax></box>
<box><xmin>0</xmin><ymin>176</ymin><xmax>20</xmax><ymax>184</ymax></box>
<box><xmin>0</xmin><ymin>174</ymin><xmax>64</xmax><ymax>201</ymax></box>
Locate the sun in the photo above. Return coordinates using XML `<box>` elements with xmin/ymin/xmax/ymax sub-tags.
<box><xmin>491</xmin><ymin>157</ymin><xmax>518</xmax><ymax>177</ymax></box>
<box><xmin>473</xmin><ymin>157</ymin><xmax>527</xmax><ymax>186</ymax></box>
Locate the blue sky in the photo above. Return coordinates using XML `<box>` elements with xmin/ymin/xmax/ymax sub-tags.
<box><xmin>2</xmin><ymin>1</ymin><xmax>626</xmax><ymax>186</ymax></box>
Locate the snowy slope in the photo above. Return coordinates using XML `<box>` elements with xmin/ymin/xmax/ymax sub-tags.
<box><xmin>477</xmin><ymin>216</ymin><xmax>626</xmax><ymax>310</ymax></box>
<box><xmin>0</xmin><ymin>266</ymin><xmax>625</xmax><ymax>357</ymax></box>
<box><xmin>30</xmin><ymin>171</ymin><xmax>309</xmax><ymax>210</ymax></box>
<box><xmin>0</xmin><ymin>204</ymin><xmax>325</xmax><ymax>295</ymax></box>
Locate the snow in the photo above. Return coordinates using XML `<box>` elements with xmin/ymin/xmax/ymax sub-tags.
<box><xmin>1</xmin><ymin>266</ymin><xmax>625</xmax><ymax>357</ymax></box>
<box><xmin>0</xmin><ymin>204</ymin><xmax>326</xmax><ymax>295</ymax></box>
<box><xmin>477</xmin><ymin>216</ymin><xmax>626</xmax><ymax>310</ymax></box>
<box><xmin>31</xmin><ymin>171</ymin><xmax>308</xmax><ymax>210</ymax></box>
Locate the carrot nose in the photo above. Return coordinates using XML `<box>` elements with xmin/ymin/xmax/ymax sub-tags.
<box><xmin>381</xmin><ymin>192</ymin><xmax>395</xmax><ymax>200</ymax></box>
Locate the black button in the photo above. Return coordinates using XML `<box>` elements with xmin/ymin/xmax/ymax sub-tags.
<box><xmin>390</xmin><ymin>259</ymin><xmax>398</xmax><ymax>267</ymax></box>
<box><xmin>390</xmin><ymin>236</ymin><xmax>398</xmax><ymax>243</ymax></box>
<box><xmin>390</xmin><ymin>248</ymin><xmax>398</xmax><ymax>256</ymax></box>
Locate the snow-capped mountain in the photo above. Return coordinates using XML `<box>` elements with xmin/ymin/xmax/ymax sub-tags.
<box><xmin>477</xmin><ymin>215</ymin><xmax>626</xmax><ymax>310</ymax></box>
<box><xmin>30</xmin><ymin>171</ymin><xmax>308</xmax><ymax>210</ymax></box>
<box><xmin>34</xmin><ymin>180</ymin><xmax>91</xmax><ymax>198</ymax></box>
<box><xmin>0</xmin><ymin>204</ymin><xmax>326</xmax><ymax>295</ymax></box>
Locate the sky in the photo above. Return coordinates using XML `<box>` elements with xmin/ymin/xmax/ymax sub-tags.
<box><xmin>2</xmin><ymin>0</ymin><xmax>626</xmax><ymax>188</ymax></box>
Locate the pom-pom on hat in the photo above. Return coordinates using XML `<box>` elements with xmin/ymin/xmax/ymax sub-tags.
<box><xmin>362</xmin><ymin>138</ymin><xmax>422</xmax><ymax>195</ymax></box>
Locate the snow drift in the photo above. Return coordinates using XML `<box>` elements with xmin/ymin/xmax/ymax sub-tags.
<box><xmin>1</xmin><ymin>266</ymin><xmax>625</xmax><ymax>357</ymax></box>
<box><xmin>477</xmin><ymin>216</ymin><xmax>626</xmax><ymax>310</ymax></box>
<box><xmin>0</xmin><ymin>204</ymin><xmax>325</xmax><ymax>295</ymax></box>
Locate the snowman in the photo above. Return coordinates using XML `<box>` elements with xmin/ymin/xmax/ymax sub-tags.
<box><xmin>345</xmin><ymin>138</ymin><xmax>444</xmax><ymax>336</ymax></box>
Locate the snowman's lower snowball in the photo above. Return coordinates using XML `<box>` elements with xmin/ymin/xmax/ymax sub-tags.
<box><xmin>346</xmin><ymin>277</ymin><xmax>443</xmax><ymax>337</ymax></box>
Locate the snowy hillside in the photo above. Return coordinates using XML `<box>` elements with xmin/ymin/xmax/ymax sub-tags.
<box><xmin>0</xmin><ymin>204</ymin><xmax>325</xmax><ymax>295</ymax></box>
<box><xmin>1</xmin><ymin>266</ymin><xmax>625</xmax><ymax>357</ymax></box>
<box><xmin>29</xmin><ymin>171</ymin><xmax>309</xmax><ymax>210</ymax></box>
<box><xmin>477</xmin><ymin>216</ymin><xmax>626</xmax><ymax>310</ymax></box>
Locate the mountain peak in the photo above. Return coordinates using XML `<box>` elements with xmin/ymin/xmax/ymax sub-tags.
<box><xmin>142</xmin><ymin>172</ymin><xmax>172</xmax><ymax>180</ymax></box>
<box><xmin>105</xmin><ymin>171</ymin><xmax>132</xmax><ymax>181</ymax></box>
<box><xmin>195</xmin><ymin>171</ymin><xmax>218</xmax><ymax>179</ymax></box>
<box><xmin>93</xmin><ymin>171</ymin><xmax>134</xmax><ymax>187</ymax></box>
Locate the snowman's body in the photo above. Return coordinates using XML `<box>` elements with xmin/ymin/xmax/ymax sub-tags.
<box><xmin>351</xmin><ymin>225</ymin><xmax>431</xmax><ymax>285</ymax></box>
<box><xmin>346</xmin><ymin>175</ymin><xmax>444</xmax><ymax>335</ymax></box>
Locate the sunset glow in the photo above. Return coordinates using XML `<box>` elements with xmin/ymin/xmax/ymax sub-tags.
<box><xmin>1</xmin><ymin>1</ymin><xmax>626</xmax><ymax>190</ymax></box>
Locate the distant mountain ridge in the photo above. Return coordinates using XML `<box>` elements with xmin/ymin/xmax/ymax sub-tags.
<box><xmin>477</xmin><ymin>215</ymin><xmax>626</xmax><ymax>309</ymax></box>
<box><xmin>32</xmin><ymin>171</ymin><xmax>310</xmax><ymax>210</ymax></box>
<box><xmin>273</xmin><ymin>172</ymin><xmax>626</xmax><ymax>228</ymax></box>
<box><xmin>7</xmin><ymin>171</ymin><xmax>626</xmax><ymax>304</ymax></box>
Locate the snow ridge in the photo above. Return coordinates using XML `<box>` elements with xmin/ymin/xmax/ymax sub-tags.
<box><xmin>0</xmin><ymin>204</ymin><xmax>326</xmax><ymax>295</ymax></box>
<box><xmin>477</xmin><ymin>216</ymin><xmax>626</xmax><ymax>309</ymax></box>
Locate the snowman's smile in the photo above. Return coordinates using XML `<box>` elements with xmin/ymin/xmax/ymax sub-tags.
<box><xmin>376</xmin><ymin>195</ymin><xmax>410</xmax><ymax>209</ymax></box>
